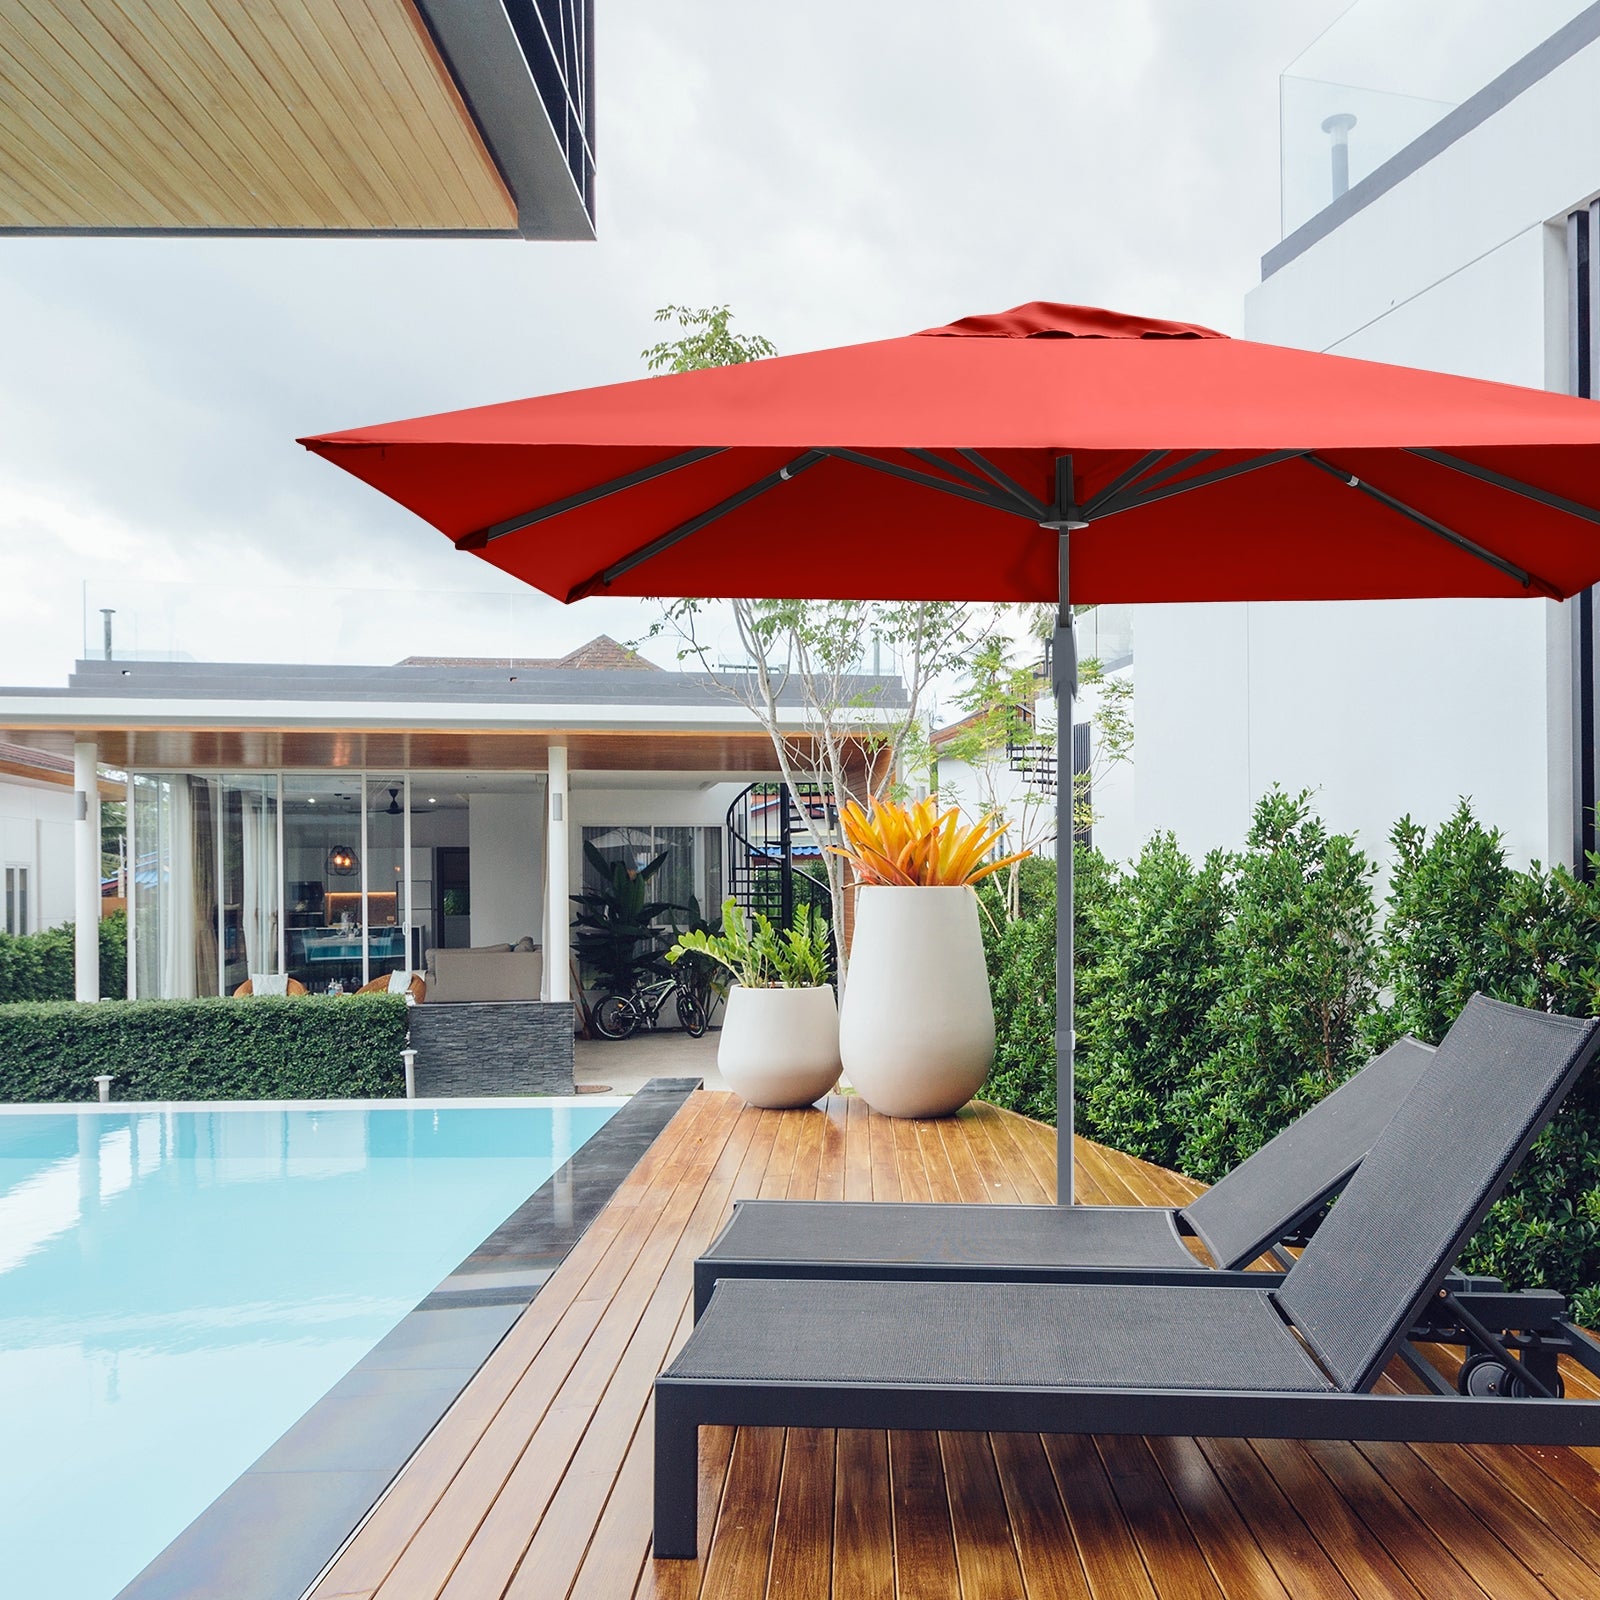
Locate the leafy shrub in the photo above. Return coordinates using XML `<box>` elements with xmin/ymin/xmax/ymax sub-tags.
<box><xmin>1075</xmin><ymin>834</ymin><xmax>1232</xmax><ymax>1168</ymax></box>
<box><xmin>0</xmin><ymin>913</ymin><xmax>126</xmax><ymax>1004</ymax></box>
<box><xmin>1366</xmin><ymin>804</ymin><xmax>1515</xmax><ymax>1051</ymax></box>
<box><xmin>978</xmin><ymin>847</ymin><xmax>1115</xmax><ymax>1126</ymax></box>
<box><xmin>1176</xmin><ymin>789</ymin><xmax>1378</xmax><ymax>1182</ymax></box>
<box><xmin>0</xmin><ymin>994</ymin><xmax>407</xmax><ymax>1103</ymax></box>
<box><xmin>1370</xmin><ymin>804</ymin><xmax>1600</xmax><ymax>1323</ymax></box>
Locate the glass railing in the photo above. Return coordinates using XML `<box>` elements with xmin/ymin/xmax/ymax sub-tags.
<box><xmin>78</xmin><ymin>577</ymin><xmax>621</xmax><ymax>670</ymax></box>
<box><xmin>1280</xmin><ymin>0</ymin><xmax>1589</xmax><ymax>237</ymax></box>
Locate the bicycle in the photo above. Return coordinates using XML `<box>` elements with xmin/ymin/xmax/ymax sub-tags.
<box><xmin>593</xmin><ymin>970</ymin><xmax>708</xmax><ymax>1040</ymax></box>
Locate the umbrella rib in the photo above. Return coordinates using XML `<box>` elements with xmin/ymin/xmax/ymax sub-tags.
<box><xmin>456</xmin><ymin>447</ymin><xmax>727</xmax><ymax>549</ymax></box>
<box><xmin>957</xmin><ymin>450</ymin><xmax>1051</xmax><ymax>518</ymax></box>
<box><xmin>821</xmin><ymin>449</ymin><xmax>1034</xmax><ymax>516</ymax></box>
<box><xmin>1093</xmin><ymin>451</ymin><xmax>1302</xmax><ymax>519</ymax></box>
<box><xmin>1090</xmin><ymin>450</ymin><xmax>1219</xmax><ymax>515</ymax></box>
<box><xmin>1080</xmin><ymin>451</ymin><xmax>1172</xmax><ymax>517</ymax></box>
<box><xmin>906</xmin><ymin>448</ymin><xmax>1036</xmax><ymax>511</ymax></box>
<box><xmin>567</xmin><ymin>450</ymin><xmax>823</xmax><ymax>599</ymax></box>
<box><xmin>1303</xmin><ymin>455</ymin><xmax>1557</xmax><ymax>596</ymax></box>
<box><xmin>1407</xmin><ymin>448</ymin><xmax>1600</xmax><ymax>530</ymax></box>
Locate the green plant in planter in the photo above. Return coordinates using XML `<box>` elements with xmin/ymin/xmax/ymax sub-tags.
<box><xmin>668</xmin><ymin>898</ymin><xmax>831</xmax><ymax>989</ymax></box>
<box><xmin>665</xmin><ymin>895</ymin><xmax>727</xmax><ymax>1017</ymax></box>
<box><xmin>571</xmin><ymin>842</ymin><xmax>684</xmax><ymax>999</ymax></box>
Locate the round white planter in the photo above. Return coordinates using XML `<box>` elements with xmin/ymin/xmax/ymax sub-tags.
<box><xmin>839</xmin><ymin>885</ymin><xmax>995</xmax><ymax>1118</ymax></box>
<box><xmin>717</xmin><ymin>984</ymin><xmax>842</xmax><ymax>1109</ymax></box>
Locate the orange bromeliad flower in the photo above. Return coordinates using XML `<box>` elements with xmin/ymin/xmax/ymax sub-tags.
<box><xmin>829</xmin><ymin>797</ymin><xmax>1031</xmax><ymax>888</ymax></box>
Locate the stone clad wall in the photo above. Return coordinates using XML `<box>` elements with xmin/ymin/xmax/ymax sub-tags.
<box><xmin>409</xmin><ymin>1001</ymin><xmax>574</xmax><ymax>1095</ymax></box>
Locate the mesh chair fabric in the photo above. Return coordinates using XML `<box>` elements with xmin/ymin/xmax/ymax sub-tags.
<box><xmin>668</xmin><ymin>1278</ymin><xmax>1329</xmax><ymax>1393</ymax></box>
<box><xmin>701</xmin><ymin>1200</ymin><xmax>1201</xmax><ymax>1270</ymax></box>
<box><xmin>1184</xmin><ymin>1036</ymin><xmax>1435</xmax><ymax>1269</ymax></box>
<box><xmin>1275</xmin><ymin>996</ymin><xmax>1600</xmax><ymax>1392</ymax></box>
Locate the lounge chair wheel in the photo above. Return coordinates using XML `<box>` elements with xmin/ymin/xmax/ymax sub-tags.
<box><xmin>1458</xmin><ymin>1353</ymin><xmax>1562</xmax><ymax>1399</ymax></box>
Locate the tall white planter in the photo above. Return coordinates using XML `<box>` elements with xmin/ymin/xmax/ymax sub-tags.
<box><xmin>717</xmin><ymin>984</ymin><xmax>841</xmax><ymax>1109</ymax></box>
<box><xmin>839</xmin><ymin>885</ymin><xmax>995</xmax><ymax>1118</ymax></box>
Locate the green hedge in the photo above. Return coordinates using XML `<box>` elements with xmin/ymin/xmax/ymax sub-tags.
<box><xmin>0</xmin><ymin>912</ymin><xmax>127</xmax><ymax>1003</ymax></box>
<box><xmin>978</xmin><ymin>789</ymin><xmax>1600</xmax><ymax>1326</ymax></box>
<box><xmin>0</xmin><ymin>993</ymin><xmax>408</xmax><ymax>1102</ymax></box>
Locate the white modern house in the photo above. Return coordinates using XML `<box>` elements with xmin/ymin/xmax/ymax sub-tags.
<box><xmin>0</xmin><ymin>742</ymin><xmax>100</xmax><ymax>937</ymax></box>
<box><xmin>932</xmin><ymin>607</ymin><xmax>1138</xmax><ymax>865</ymax></box>
<box><xmin>1122</xmin><ymin>0</ymin><xmax>1600</xmax><ymax>874</ymax></box>
<box><xmin>0</xmin><ymin>638</ymin><xmax>899</xmax><ymax>1004</ymax></box>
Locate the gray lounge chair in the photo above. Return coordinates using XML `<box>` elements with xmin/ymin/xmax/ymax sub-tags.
<box><xmin>694</xmin><ymin>1035</ymin><xmax>1436</xmax><ymax>1317</ymax></box>
<box><xmin>655</xmin><ymin>996</ymin><xmax>1600</xmax><ymax>1557</ymax></box>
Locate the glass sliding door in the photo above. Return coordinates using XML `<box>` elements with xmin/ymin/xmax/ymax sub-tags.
<box><xmin>282</xmin><ymin>776</ymin><xmax>364</xmax><ymax>993</ymax></box>
<box><xmin>131</xmin><ymin>774</ymin><xmax>218</xmax><ymax>998</ymax></box>
<box><xmin>365</xmin><ymin>775</ymin><xmax>407</xmax><ymax>985</ymax></box>
<box><xmin>220</xmin><ymin>775</ymin><xmax>280</xmax><ymax>993</ymax></box>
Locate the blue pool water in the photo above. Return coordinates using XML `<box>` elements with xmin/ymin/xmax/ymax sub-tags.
<box><xmin>0</xmin><ymin>1100</ymin><xmax>619</xmax><ymax>1600</ymax></box>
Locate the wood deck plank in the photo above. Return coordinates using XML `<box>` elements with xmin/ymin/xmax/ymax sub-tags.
<box><xmin>989</xmin><ymin>1431</ymin><xmax>1094</xmax><ymax>1600</ymax></box>
<box><xmin>842</xmin><ymin>1092</ymin><xmax>874</xmax><ymax>1202</ymax></box>
<box><xmin>1096</xmin><ymin>1434</ymin><xmax>1224</xmax><ymax>1600</ymax></box>
<box><xmin>1042</xmin><ymin>1434</ymin><xmax>1160</xmax><ymax>1600</ymax></box>
<box><xmin>766</xmin><ymin>1430</ymin><xmax>836</xmax><ymax>1599</ymax></box>
<box><xmin>891</xmin><ymin>1114</ymin><xmax>934</xmax><ymax>1202</ymax></box>
<box><xmin>940</xmin><ymin>1430</ymin><xmax>1029</xmax><ymax>1598</ymax></box>
<box><xmin>312</xmin><ymin>1090</ymin><xmax>1600</xmax><ymax>1600</ymax></box>
<box><xmin>832</xmin><ymin>1430</ymin><xmax>896</xmax><ymax>1600</ymax></box>
<box><xmin>889</xmin><ymin>1430</ymin><xmax>962</xmax><ymax>1600</ymax></box>
<box><xmin>406</xmin><ymin>1102</ymin><xmax>751</xmax><ymax>1598</ymax></box>
<box><xmin>1143</xmin><ymin>1436</ymin><xmax>1291</xmax><ymax>1600</ymax></box>
<box><xmin>814</xmin><ymin>1096</ymin><xmax>849</xmax><ymax>1201</ymax></box>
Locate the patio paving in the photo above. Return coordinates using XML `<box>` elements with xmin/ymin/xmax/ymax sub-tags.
<box><xmin>310</xmin><ymin>1090</ymin><xmax>1600</xmax><ymax>1600</ymax></box>
<box><xmin>574</xmin><ymin>1028</ymin><xmax>726</xmax><ymax>1095</ymax></box>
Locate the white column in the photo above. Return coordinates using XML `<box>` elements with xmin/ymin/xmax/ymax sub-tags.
<box><xmin>73</xmin><ymin>739</ymin><xmax>100</xmax><ymax>1002</ymax></box>
<box><xmin>124</xmin><ymin>771</ymin><xmax>136</xmax><ymax>1000</ymax></box>
<box><xmin>546</xmin><ymin>744</ymin><xmax>570</xmax><ymax>1004</ymax></box>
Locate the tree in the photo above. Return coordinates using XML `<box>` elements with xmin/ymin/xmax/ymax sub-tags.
<box><xmin>936</xmin><ymin>623</ymin><xmax>1132</xmax><ymax>919</ymax></box>
<box><xmin>639</xmin><ymin>305</ymin><xmax>982</xmax><ymax>980</ymax></box>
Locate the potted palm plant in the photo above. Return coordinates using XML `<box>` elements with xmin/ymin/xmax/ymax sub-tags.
<box><xmin>831</xmin><ymin>798</ymin><xmax>1028</xmax><ymax>1118</ymax></box>
<box><xmin>668</xmin><ymin>899</ymin><xmax>838</xmax><ymax>1108</ymax></box>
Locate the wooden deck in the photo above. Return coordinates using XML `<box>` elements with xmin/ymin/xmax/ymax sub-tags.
<box><xmin>313</xmin><ymin>1090</ymin><xmax>1600</xmax><ymax>1600</ymax></box>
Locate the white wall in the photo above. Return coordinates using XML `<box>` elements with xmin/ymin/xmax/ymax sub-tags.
<box><xmin>569</xmin><ymin>781</ymin><xmax>747</xmax><ymax>908</ymax></box>
<box><xmin>1123</xmin><ymin>34</ymin><xmax>1600</xmax><ymax>874</ymax></box>
<box><xmin>468</xmin><ymin>787</ymin><xmax>546</xmax><ymax>947</ymax></box>
<box><xmin>1132</xmin><ymin>598</ymin><xmax>1558</xmax><ymax>873</ymax></box>
<box><xmin>0</xmin><ymin>776</ymin><xmax>75</xmax><ymax>931</ymax></box>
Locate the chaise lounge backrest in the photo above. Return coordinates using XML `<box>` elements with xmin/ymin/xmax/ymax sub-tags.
<box><xmin>1180</xmin><ymin>1035</ymin><xmax>1435</xmax><ymax>1270</ymax></box>
<box><xmin>1274</xmin><ymin>994</ymin><xmax>1600</xmax><ymax>1393</ymax></box>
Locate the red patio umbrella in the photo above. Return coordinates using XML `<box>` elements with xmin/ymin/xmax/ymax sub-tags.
<box><xmin>301</xmin><ymin>302</ymin><xmax>1600</xmax><ymax>1199</ymax></box>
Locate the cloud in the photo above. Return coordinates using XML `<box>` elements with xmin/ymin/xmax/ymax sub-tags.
<box><xmin>0</xmin><ymin>0</ymin><xmax>1348</xmax><ymax>685</ymax></box>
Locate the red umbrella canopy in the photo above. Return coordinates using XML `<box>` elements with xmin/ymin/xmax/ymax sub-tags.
<box><xmin>300</xmin><ymin>302</ymin><xmax>1600</xmax><ymax>607</ymax></box>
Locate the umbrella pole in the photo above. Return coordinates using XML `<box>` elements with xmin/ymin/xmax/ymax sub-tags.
<box><xmin>1051</xmin><ymin>507</ymin><xmax>1078</xmax><ymax>1205</ymax></box>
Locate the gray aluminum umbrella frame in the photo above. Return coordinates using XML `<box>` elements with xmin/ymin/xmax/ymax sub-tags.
<box><xmin>811</xmin><ymin>443</ymin><xmax>1569</xmax><ymax>1204</ymax></box>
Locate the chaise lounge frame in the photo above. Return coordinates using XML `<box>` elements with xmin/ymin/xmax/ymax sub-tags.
<box><xmin>654</xmin><ymin>996</ymin><xmax>1600</xmax><ymax>1558</ymax></box>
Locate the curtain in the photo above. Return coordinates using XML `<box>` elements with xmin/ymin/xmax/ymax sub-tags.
<box><xmin>158</xmin><ymin>777</ymin><xmax>195</xmax><ymax>999</ymax></box>
<box><xmin>189</xmin><ymin>778</ymin><xmax>218</xmax><ymax>997</ymax></box>
<box><xmin>241</xmin><ymin>789</ymin><xmax>278</xmax><ymax>976</ymax></box>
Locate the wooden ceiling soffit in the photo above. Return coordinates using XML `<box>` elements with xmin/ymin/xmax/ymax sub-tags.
<box><xmin>0</xmin><ymin>0</ymin><xmax>580</xmax><ymax>235</ymax></box>
<box><xmin>10</xmin><ymin>727</ymin><xmax>837</xmax><ymax>773</ymax></box>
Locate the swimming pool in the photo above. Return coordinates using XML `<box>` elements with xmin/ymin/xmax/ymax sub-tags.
<box><xmin>0</xmin><ymin>1099</ymin><xmax>621</xmax><ymax>1600</ymax></box>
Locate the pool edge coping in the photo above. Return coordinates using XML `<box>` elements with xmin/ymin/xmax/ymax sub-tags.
<box><xmin>109</xmin><ymin>1077</ymin><xmax>702</xmax><ymax>1600</ymax></box>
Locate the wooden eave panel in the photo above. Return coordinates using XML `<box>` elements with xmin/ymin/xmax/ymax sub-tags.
<box><xmin>0</xmin><ymin>725</ymin><xmax>873</xmax><ymax>774</ymax></box>
<box><xmin>0</xmin><ymin>0</ymin><xmax>517</xmax><ymax>231</ymax></box>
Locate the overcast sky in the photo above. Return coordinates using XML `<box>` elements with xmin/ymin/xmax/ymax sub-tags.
<box><xmin>0</xmin><ymin>0</ymin><xmax>1349</xmax><ymax>686</ymax></box>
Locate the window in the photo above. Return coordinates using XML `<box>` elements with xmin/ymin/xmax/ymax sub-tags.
<box><xmin>4</xmin><ymin>865</ymin><xmax>27</xmax><ymax>936</ymax></box>
<box><xmin>582</xmin><ymin>826</ymin><xmax>698</xmax><ymax>921</ymax></box>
